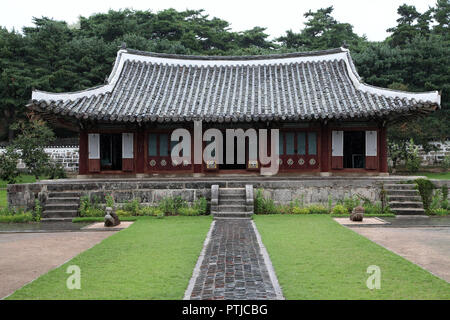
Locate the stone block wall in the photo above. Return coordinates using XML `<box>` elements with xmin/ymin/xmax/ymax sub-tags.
<box><xmin>0</xmin><ymin>146</ymin><xmax>79</xmax><ymax>172</ymax></box>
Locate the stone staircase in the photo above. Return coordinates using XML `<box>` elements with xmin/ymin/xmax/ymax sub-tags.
<box><xmin>385</xmin><ymin>183</ymin><xmax>425</xmax><ymax>216</ymax></box>
<box><xmin>42</xmin><ymin>192</ymin><xmax>81</xmax><ymax>221</ymax></box>
<box><xmin>211</xmin><ymin>185</ymin><xmax>253</xmax><ymax>219</ymax></box>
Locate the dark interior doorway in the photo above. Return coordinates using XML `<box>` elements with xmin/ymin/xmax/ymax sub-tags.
<box><xmin>100</xmin><ymin>134</ymin><xmax>122</xmax><ymax>171</ymax></box>
<box><xmin>220</xmin><ymin>136</ymin><xmax>247</xmax><ymax>170</ymax></box>
<box><xmin>343</xmin><ymin>131</ymin><xmax>365</xmax><ymax>168</ymax></box>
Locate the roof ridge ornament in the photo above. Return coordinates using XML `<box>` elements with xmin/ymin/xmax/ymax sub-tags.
<box><xmin>120</xmin><ymin>42</ymin><xmax>127</xmax><ymax>49</ymax></box>
<box><xmin>341</xmin><ymin>41</ymin><xmax>349</xmax><ymax>49</ymax></box>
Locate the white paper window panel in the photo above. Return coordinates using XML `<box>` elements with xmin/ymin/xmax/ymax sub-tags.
<box><xmin>122</xmin><ymin>133</ymin><xmax>134</xmax><ymax>159</ymax></box>
<box><xmin>365</xmin><ymin>131</ymin><xmax>377</xmax><ymax>156</ymax></box>
<box><xmin>332</xmin><ymin>131</ymin><xmax>343</xmax><ymax>156</ymax></box>
<box><xmin>88</xmin><ymin>134</ymin><xmax>100</xmax><ymax>159</ymax></box>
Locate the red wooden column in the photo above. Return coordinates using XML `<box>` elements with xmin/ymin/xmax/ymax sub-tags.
<box><xmin>136</xmin><ymin>131</ymin><xmax>145</xmax><ymax>173</ymax></box>
<box><xmin>379</xmin><ymin>126</ymin><xmax>388</xmax><ymax>173</ymax></box>
<box><xmin>78</xmin><ymin>131</ymin><xmax>88</xmax><ymax>175</ymax></box>
<box><xmin>320</xmin><ymin>124</ymin><xmax>329</xmax><ymax>174</ymax></box>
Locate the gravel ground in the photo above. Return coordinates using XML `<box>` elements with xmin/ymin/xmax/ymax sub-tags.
<box><xmin>352</xmin><ymin>227</ymin><xmax>450</xmax><ymax>282</ymax></box>
<box><xmin>0</xmin><ymin>231</ymin><xmax>115</xmax><ymax>299</ymax></box>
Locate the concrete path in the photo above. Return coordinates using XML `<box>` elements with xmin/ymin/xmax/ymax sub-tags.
<box><xmin>185</xmin><ymin>219</ymin><xmax>283</xmax><ymax>300</ymax></box>
<box><xmin>352</xmin><ymin>227</ymin><xmax>450</xmax><ymax>282</ymax></box>
<box><xmin>0</xmin><ymin>231</ymin><xmax>115</xmax><ymax>299</ymax></box>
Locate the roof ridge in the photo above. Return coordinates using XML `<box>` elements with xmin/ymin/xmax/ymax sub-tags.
<box><xmin>124</xmin><ymin>47</ymin><xmax>346</xmax><ymax>61</ymax></box>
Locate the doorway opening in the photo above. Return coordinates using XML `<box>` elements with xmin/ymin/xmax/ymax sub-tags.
<box><xmin>100</xmin><ymin>134</ymin><xmax>122</xmax><ymax>171</ymax></box>
<box><xmin>220</xmin><ymin>136</ymin><xmax>247</xmax><ymax>170</ymax></box>
<box><xmin>343</xmin><ymin>131</ymin><xmax>365</xmax><ymax>168</ymax></box>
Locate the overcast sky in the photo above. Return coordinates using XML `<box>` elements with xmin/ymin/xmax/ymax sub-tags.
<box><xmin>1</xmin><ymin>0</ymin><xmax>436</xmax><ymax>41</ymax></box>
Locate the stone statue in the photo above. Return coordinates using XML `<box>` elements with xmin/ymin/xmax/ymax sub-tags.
<box><xmin>350</xmin><ymin>206</ymin><xmax>364</xmax><ymax>222</ymax></box>
<box><xmin>104</xmin><ymin>207</ymin><xmax>120</xmax><ymax>227</ymax></box>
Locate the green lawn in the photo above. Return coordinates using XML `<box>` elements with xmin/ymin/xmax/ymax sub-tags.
<box><xmin>254</xmin><ymin>215</ymin><xmax>450</xmax><ymax>299</ymax></box>
<box><xmin>419</xmin><ymin>172</ymin><xmax>450</xmax><ymax>180</ymax></box>
<box><xmin>7</xmin><ymin>216</ymin><xmax>212</xmax><ymax>299</ymax></box>
<box><xmin>0</xmin><ymin>189</ymin><xmax>6</xmax><ymax>208</ymax></box>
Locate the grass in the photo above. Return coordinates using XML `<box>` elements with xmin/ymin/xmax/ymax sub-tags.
<box><xmin>7</xmin><ymin>216</ymin><xmax>212</xmax><ymax>299</ymax></box>
<box><xmin>0</xmin><ymin>189</ymin><xmax>6</xmax><ymax>208</ymax></box>
<box><xmin>72</xmin><ymin>216</ymin><xmax>139</xmax><ymax>223</ymax></box>
<box><xmin>418</xmin><ymin>172</ymin><xmax>450</xmax><ymax>180</ymax></box>
<box><xmin>254</xmin><ymin>215</ymin><xmax>450</xmax><ymax>299</ymax></box>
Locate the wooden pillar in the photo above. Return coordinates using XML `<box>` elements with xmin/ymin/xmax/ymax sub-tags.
<box><xmin>78</xmin><ymin>131</ymin><xmax>88</xmax><ymax>175</ymax></box>
<box><xmin>380</xmin><ymin>126</ymin><xmax>388</xmax><ymax>173</ymax></box>
<box><xmin>136</xmin><ymin>131</ymin><xmax>145</xmax><ymax>173</ymax></box>
<box><xmin>320</xmin><ymin>124</ymin><xmax>329</xmax><ymax>173</ymax></box>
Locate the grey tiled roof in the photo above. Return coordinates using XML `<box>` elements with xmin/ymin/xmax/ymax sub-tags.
<box><xmin>30</xmin><ymin>47</ymin><xmax>441</xmax><ymax>123</ymax></box>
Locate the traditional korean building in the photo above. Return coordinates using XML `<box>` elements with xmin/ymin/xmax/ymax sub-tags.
<box><xmin>28</xmin><ymin>47</ymin><xmax>441</xmax><ymax>176</ymax></box>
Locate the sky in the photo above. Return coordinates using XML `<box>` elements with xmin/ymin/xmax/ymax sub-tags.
<box><xmin>1</xmin><ymin>0</ymin><xmax>437</xmax><ymax>41</ymax></box>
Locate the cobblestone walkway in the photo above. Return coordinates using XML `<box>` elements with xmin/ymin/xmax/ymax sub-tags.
<box><xmin>186</xmin><ymin>219</ymin><xmax>282</xmax><ymax>300</ymax></box>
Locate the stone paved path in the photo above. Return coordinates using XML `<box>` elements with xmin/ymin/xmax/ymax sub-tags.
<box><xmin>186</xmin><ymin>219</ymin><xmax>282</xmax><ymax>300</ymax></box>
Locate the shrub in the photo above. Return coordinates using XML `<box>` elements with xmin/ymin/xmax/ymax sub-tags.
<box><xmin>332</xmin><ymin>204</ymin><xmax>347</xmax><ymax>215</ymax></box>
<box><xmin>308</xmin><ymin>204</ymin><xmax>328</xmax><ymax>214</ymax></box>
<box><xmin>292</xmin><ymin>207</ymin><xmax>310</xmax><ymax>214</ymax></box>
<box><xmin>441</xmin><ymin>186</ymin><xmax>448</xmax><ymax>210</ymax></box>
<box><xmin>138</xmin><ymin>206</ymin><xmax>162</xmax><ymax>216</ymax></box>
<box><xmin>123</xmin><ymin>198</ymin><xmax>142</xmax><ymax>216</ymax></box>
<box><xmin>431</xmin><ymin>208</ymin><xmax>448</xmax><ymax>216</ymax></box>
<box><xmin>79</xmin><ymin>195</ymin><xmax>103</xmax><ymax>217</ymax></box>
<box><xmin>192</xmin><ymin>197</ymin><xmax>208</xmax><ymax>215</ymax></box>
<box><xmin>33</xmin><ymin>199</ymin><xmax>42</xmax><ymax>222</ymax></box>
<box><xmin>44</xmin><ymin>161</ymin><xmax>67</xmax><ymax>179</ymax></box>
<box><xmin>179</xmin><ymin>207</ymin><xmax>200</xmax><ymax>216</ymax></box>
<box><xmin>278</xmin><ymin>204</ymin><xmax>293</xmax><ymax>215</ymax></box>
<box><xmin>254</xmin><ymin>189</ymin><xmax>278</xmax><ymax>214</ymax></box>
<box><xmin>414</xmin><ymin>178</ymin><xmax>435</xmax><ymax>214</ymax></box>
<box><xmin>0</xmin><ymin>207</ymin><xmax>34</xmax><ymax>223</ymax></box>
<box><xmin>158</xmin><ymin>196</ymin><xmax>186</xmax><ymax>215</ymax></box>
<box><xmin>0</xmin><ymin>146</ymin><xmax>20</xmax><ymax>184</ymax></box>
<box><xmin>441</xmin><ymin>154</ymin><xmax>450</xmax><ymax>171</ymax></box>
<box><xmin>105</xmin><ymin>194</ymin><xmax>115</xmax><ymax>208</ymax></box>
<box><xmin>405</xmin><ymin>139</ymin><xmax>421</xmax><ymax>173</ymax></box>
<box><xmin>116</xmin><ymin>209</ymin><xmax>132</xmax><ymax>217</ymax></box>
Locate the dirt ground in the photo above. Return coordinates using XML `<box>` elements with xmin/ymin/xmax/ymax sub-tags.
<box><xmin>352</xmin><ymin>227</ymin><xmax>450</xmax><ymax>282</ymax></box>
<box><xmin>0</xmin><ymin>231</ymin><xmax>115</xmax><ymax>299</ymax></box>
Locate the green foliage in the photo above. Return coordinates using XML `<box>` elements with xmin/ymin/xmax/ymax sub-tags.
<box><xmin>431</xmin><ymin>208</ymin><xmax>448</xmax><ymax>216</ymax></box>
<box><xmin>123</xmin><ymin>198</ymin><xmax>142</xmax><ymax>216</ymax></box>
<box><xmin>179</xmin><ymin>207</ymin><xmax>201</xmax><ymax>216</ymax></box>
<box><xmin>337</xmin><ymin>195</ymin><xmax>360</xmax><ymax>213</ymax></box>
<box><xmin>254</xmin><ymin>189</ymin><xmax>278</xmax><ymax>214</ymax></box>
<box><xmin>79</xmin><ymin>195</ymin><xmax>103</xmax><ymax>217</ymax></box>
<box><xmin>441</xmin><ymin>154</ymin><xmax>450</xmax><ymax>171</ymax></box>
<box><xmin>158</xmin><ymin>196</ymin><xmax>186</xmax><ymax>216</ymax></box>
<box><xmin>0</xmin><ymin>206</ymin><xmax>34</xmax><ymax>222</ymax></box>
<box><xmin>105</xmin><ymin>194</ymin><xmax>115</xmax><ymax>208</ymax></box>
<box><xmin>292</xmin><ymin>207</ymin><xmax>310</xmax><ymax>215</ymax></box>
<box><xmin>33</xmin><ymin>198</ymin><xmax>42</xmax><ymax>221</ymax></box>
<box><xmin>405</xmin><ymin>139</ymin><xmax>421</xmax><ymax>173</ymax></box>
<box><xmin>115</xmin><ymin>209</ymin><xmax>132</xmax><ymax>217</ymax></box>
<box><xmin>138</xmin><ymin>206</ymin><xmax>163</xmax><ymax>217</ymax></box>
<box><xmin>414</xmin><ymin>178</ymin><xmax>435</xmax><ymax>214</ymax></box>
<box><xmin>307</xmin><ymin>204</ymin><xmax>329</xmax><ymax>214</ymax></box>
<box><xmin>192</xmin><ymin>197</ymin><xmax>208</xmax><ymax>215</ymax></box>
<box><xmin>362</xmin><ymin>201</ymin><xmax>393</xmax><ymax>215</ymax></box>
<box><xmin>332</xmin><ymin>204</ymin><xmax>347</xmax><ymax>215</ymax></box>
<box><xmin>0</xmin><ymin>146</ymin><xmax>20</xmax><ymax>184</ymax></box>
<box><xmin>44</xmin><ymin>161</ymin><xmax>67</xmax><ymax>179</ymax></box>
<box><xmin>10</xmin><ymin>119</ymin><xmax>55</xmax><ymax>179</ymax></box>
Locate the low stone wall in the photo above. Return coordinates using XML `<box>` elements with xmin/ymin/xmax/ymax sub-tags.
<box><xmin>0</xmin><ymin>146</ymin><xmax>79</xmax><ymax>172</ymax></box>
<box><xmin>7</xmin><ymin>177</ymin><xmax>413</xmax><ymax>211</ymax></box>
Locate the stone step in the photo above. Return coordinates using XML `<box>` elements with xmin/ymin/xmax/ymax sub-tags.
<box><xmin>218</xmin><ymin>204</ymin><xmax>248</xmax><ymax>212</ymax></box>
<box><xmin>387</xmin><ymin>195</ymin><xmax>422</xmax><ymax>202</ymax></box>
<box><xmin>44</xmin><ymin>203</ymin><xmax>79</xmax><ymax>211</ymax></box>
<box><xmin>384</xmin><ymin>184</ymin><xmax>416</xmax><ymax>190</ymax></box>
<box><xmin>46</xmin><ymin>197</ymin><xmax>80</xmax><ymax>204</ymax></box>
<box><xmin>219</xmin><ymin>198</ymin><xmax>246</xmax><ymax>205</ymax></box>
<box><xmin>219</xmin><ymin>188</ymin><xmax>246</xmax><ymax>195</ymax></box>
<box><xmin>389</xmin><ymin>201</ymin><xmax>424</xmax><ymax>209</ymax></box>
<box><xmin>48</xmin><ymin>192</ymin><xmax>81</xmax><ymax>198</ymax></box>
<box><xmin>213</xmin><ymin>212</ymin><xmax>252</xmax><ymax>219</ymax></box>
<box><xmin>42</xmin><ymin>210</ymin><xmax>78</xmax><ymax>218</ymax></box>
<box><xmin>391</xmin><ymin>208</ymin><xmax>426</xmax><ymax>215</ymax></box>
<box><xmin>386</xmin><ymin>190</ymin><xmax>420</xmax><ymax>196</ymax></box>
<box><xmin>41</xmin><ymin>217</ymin><xmax>75</xmax><ymax>222</ymax></box>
